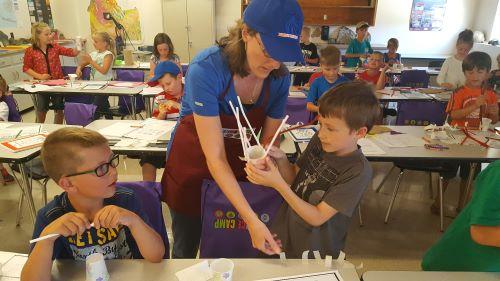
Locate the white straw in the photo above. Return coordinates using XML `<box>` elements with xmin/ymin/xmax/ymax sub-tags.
<box><xmin>237</xmin><ymin>96</ymin><xmax>261</xmax><ymax>147</ymax></box>
<box><xmin>29</xmin><ymin>223</ymin><xmax>95</xmax><ymax>244</ymax></box>
<box><xmin>229</xmin><ymin>101</ymin><xmax>247</xmax><ymax>157</ymax></box>
<box><xmin>264</xmin><ymin>115</ymin><xmax>289</xmax><ymax>157</ymax></box>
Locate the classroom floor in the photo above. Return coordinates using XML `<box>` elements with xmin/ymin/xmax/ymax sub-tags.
<box><xmin>0</xmin><ymin>109</ymin><xmax>466</xmax><ymax>275</ymax></box>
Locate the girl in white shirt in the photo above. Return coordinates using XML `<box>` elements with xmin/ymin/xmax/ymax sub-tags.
<box><xmin>77</xmin><ymin>31</ymin><xmax>115</xmax><ymax>119</ymax></box>
<box><xmin>437</xmin><ymin>29</ymin><xmax>473</xmax><ymax>90</ymax></box>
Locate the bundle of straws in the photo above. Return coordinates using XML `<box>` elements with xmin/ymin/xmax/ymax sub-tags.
<box><xmin>229</xmin><ymin>97</ymin><xmax>289</xmax><ymax>161</ymax></box>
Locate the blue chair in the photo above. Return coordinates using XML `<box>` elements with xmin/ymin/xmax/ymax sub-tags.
<box><xmin>285</xmin><ymin>98</ymin><xmax>311</xmax><ymax>125</ymax></box>
<box><xmin>115</xmin><ymin>181</ymin><xmax>170</xmax><ymax>258</ymax></box>
<box><xmin>113</xmin><ymin>70</ymin><xmax>146</xmax><ymax>118</ymax></box>
<box><xmin>395</xmin><ymin>101</ymin><xmax>447</xmax><ymax>126</ymax></box>
<box><xmin>5</xmin><ymin>95</ymin><xmax>22</xmax><ymax>122</ymax></box>
<box><xmin>400</xmin><ymin>70</ymin><xmax>429</xmax><ymax>88</ymax></box>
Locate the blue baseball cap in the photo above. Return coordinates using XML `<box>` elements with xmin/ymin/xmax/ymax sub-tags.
<box><xmin>150</xmin><ymin>61</ymin><xmax>181</xmax><ymax>82</ymax></box>
<box><xmin>243</xmin><ymin>0</ymin><xmax>304</xmax><ymax>63</ymax></box>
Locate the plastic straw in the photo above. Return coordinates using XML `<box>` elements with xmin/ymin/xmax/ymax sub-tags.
<box><xmin>264</xmin><ymin>115</ymin><xmax>289</xmax><ymax>157</ymax></box>
<box><xmin>237</xmin><ymin>96</ymin><xmax>261</xmax><ymax>147</ymax></box>
<box><xmin>30</xmin><ymin>223</ymin><xmax>95</xmax><ymax>244</ymax></box>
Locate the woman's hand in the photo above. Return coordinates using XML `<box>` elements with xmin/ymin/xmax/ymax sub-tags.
<box><xmin>247</xmin><ymin>219</ymin><xmax>281</xmax><ymax>255</ymax></box>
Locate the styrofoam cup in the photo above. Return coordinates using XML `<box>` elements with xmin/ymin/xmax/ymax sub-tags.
<box><xmin>210</xmin><ymin>258</ymin><xmax>234</xmax><ymax>281</ymax></box>
<box><xmin>86</xmin><ymin>253</ymin><xmax>109</xmax><ymax>281</ymax></box>
<box><xmin>481</xmin><ymin>117</ymin><xmax>492</xmax><ymax>131</ymax></box>
<box><xmin>247</xmin><ymin>145</ymin><xmax>265</xmax><ymax>165</ymax></box>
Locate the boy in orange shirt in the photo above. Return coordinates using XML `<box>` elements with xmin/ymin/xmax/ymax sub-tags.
<box><xmin>447</xmin><ymin>51</ymin><xmax>499</xmax><ymax>128</ymax></box>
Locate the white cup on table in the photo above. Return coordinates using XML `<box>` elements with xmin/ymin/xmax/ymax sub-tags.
<box><xmin>86</xmin><ymin>253</ymin><xmax>109</xmax><ymax>281</ymax></box>
<box><xmin>481</xmin><ymin>117</ymin><xmax>492</xmax><ymax>131</ymax></box>
<box><xmin>68</xmin><ymin>74</ymin><xmax>77</xmax><ymax>87</ymax></box>
<box><xmin>210</xmin><ymin>258</ymin><xmax>234</xmax><ymax>281</ymax></box>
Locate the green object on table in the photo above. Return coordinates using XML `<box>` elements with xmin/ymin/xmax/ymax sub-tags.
<box><xmin>114</xmin><ymin>59</ymin><xmax>124</xmax><ymax>66</ymax></box>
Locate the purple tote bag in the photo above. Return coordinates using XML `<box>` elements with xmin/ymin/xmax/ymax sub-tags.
<box><xmin>200</xmin><ymin>179</ymin><xmax>283</xmax><ymax>258</ymax></box>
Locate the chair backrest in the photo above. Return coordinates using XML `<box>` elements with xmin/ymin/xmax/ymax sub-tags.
<box><xmin>115</xmin><ymin>181</ymin><xmax>170</xmax><ymax>258</ymax></box>
<box><xmin>115</xmin><ymin>70</ymin><xmax>145</xmax><ymax>82</ymax></box>
<box><xmin>396</xmin><ymin>101</ymin><xmax>447</xmax><ymax>126</ymax></box>
<box><xmin>286</xmin><ymin>98</ymin><xmax>311</xmax><ymax>125</ymax></box>
<box><xmin>64</xmin><ymin>102</ymin><xmax>97</xmax><ymax>126</ymax></box>
<box><xmin>4</xmin><ymin>95</ymin><xmax>22</xmax><ymax>122</ymax></box>
<box><xmin>400</xmin><ymin>70</ymin><xmax>430</xmax><ymax>88</ymax></box>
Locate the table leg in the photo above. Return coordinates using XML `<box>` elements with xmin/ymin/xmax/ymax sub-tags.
<box><xmin>144</xmin><ymin>96</ymin><xmax>152</xmax><ymax>118</ymax></box>
<box><xmin>131</xmin><ymin>95</ymin><xmax>137</xmax><ymax>120</ymax></box>
<box><xmin>30</xmin><ymin>94</ymin><xmax>38</xmax><ymax>122</ymax></box>
<box><xmin>19</xmin><ymin>163</ymin><xmax>37</xmax><ymax>223</ymax></box>
<box><xmin>460</xmin><ymin>162</ymin><xmax>478</xmax><ymax>210</ymax></box>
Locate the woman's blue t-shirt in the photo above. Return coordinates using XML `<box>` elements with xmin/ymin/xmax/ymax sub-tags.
<box><xmin>180</xmin><ymin>46</ymin><xmax>290</xmax><ymax>119</ymax></box>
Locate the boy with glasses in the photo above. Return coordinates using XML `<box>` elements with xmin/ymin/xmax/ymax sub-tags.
<box><xmin>21</xmin><ymin>128</ymin><xmax>164</xmax><ymax>281</ymax></box>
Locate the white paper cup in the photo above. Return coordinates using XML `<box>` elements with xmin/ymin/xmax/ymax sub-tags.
<box><xmin>482</xmin><ymin>117</ymin><xmax>492</xmax><ymax>131</ymax></box>
<box><xmin>210</xmin><ymin>258</ymin><xmax>234</xmax><ymax>281</ymax></box>
<box><xmin>68</xmin><ymin>73</ymin><xmax>77</xmax><ymax>87</ymax></box>
<box><xmin>86</xmin><ymin>253</ymin><xmax>109</xmax><ymax>281</ymax></box>
<box><xmin>247</xmin><ymin>145</ymin><xmax>265</xmax><ymax>165</ymax></box>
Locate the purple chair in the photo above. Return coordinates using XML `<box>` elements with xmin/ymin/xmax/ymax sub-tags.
<box><xmin>400</xmin><ymin>70</ymin><xmax>429</xmax><ymax>88</ymax></box>
<box><xmin>395</xmin><ymin>101</ymin><xmax>447</xmax><ymax>126</ymax></box>
<box><xmin>64</xmin><ymin>103</ymin><xmax>97</xmax><ymax>126</ymax></box>
<box><xmin>115</xmin><ymin>181</ymin><xmax>170</xmax><ymax>258</ymax></box>
<box><xmin>114</xmin><ymin>70</ymin><xmax>146</xmax><ymax>116</ymax></box>
<box><xmin>285</xmin><ymin>97</ymin><xmax>311</xmax><ymax>125</ymax></box>
<box><xmin>4</xmin><ymin>95</ymin><xmax>22</xmax><ymax>122</ymax></box>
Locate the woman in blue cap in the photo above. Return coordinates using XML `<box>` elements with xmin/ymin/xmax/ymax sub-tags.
<box><xmin>161</xmin><ymin>0</ymin><xmax>304</xmax><ymax>258</ymax></box>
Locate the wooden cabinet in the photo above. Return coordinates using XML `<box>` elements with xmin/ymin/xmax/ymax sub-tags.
<box><xmin>298</xmin><ymin>0</ymin><xmax>377</xmax><ymax>26</ymax></box>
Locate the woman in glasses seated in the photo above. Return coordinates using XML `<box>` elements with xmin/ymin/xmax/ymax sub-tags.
<box><xmin>21</xmin><ymin>128</ymin><xmax>165</xmax><ymax>281</ymax></box>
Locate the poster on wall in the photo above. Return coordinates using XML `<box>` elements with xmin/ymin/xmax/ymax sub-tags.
<box><xmin>0</xmin><ymin>0</ymin><xmax>19</xmax><ymax>28</ymax></box>
<box><xmin>27</xmin><ymin>0</ymin><xmax>54</xmax><ymax>28</ymax></box>
<box><xmin>87</xmin><ymin>0</ymin><xmax>142</xmax><ymax>41</ymax></box>
<box><xmin>409</xmin><ymin>0</ymin><xmax>447</xmax><ymax>31</ymax></box>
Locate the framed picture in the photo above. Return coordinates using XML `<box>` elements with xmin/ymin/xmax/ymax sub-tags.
<box><xmin>409</xmin><ymin>0</ymin><xmax>447</xmax><ymax>31</ymax></box>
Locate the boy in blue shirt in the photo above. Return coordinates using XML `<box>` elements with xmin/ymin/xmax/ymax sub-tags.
<box><xmin>21</xmin><ymin>128</ymin><xmax>165</xmax><ymax>281</ymax></box>
<box><xmin>345</xmin><ymin>22</ymin><xmax>373</xmax><ymax>67</ymax></box>
<box><xmin>307</xmin><ymin>46</ymin><xmax>350</xmax><ymax>113</ymax></box>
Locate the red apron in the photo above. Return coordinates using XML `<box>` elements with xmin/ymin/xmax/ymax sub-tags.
<box><xmin>161</xmin><ymin>78</ymin><xmax>271</xmax><ymax>217</ymax></box>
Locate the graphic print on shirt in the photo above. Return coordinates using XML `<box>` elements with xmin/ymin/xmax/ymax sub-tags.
<box><xmin>293</xmin><ymin>143</ymin><xmax>338</xmax><ymax>205</ymax></box>
<box><xmin>66</xmin><ymin>225</ymin><xmax>132</xmax><ymax>260</ymax></box>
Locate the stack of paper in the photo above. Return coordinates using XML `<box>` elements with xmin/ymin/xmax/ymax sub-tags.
<box><xmin>98</xmin><ymin>123</ymin><xmax>138</xmax><ymax>139</ymax></box>
<box><xmin>358</xmin><ymin>138</ymin><xmax>386</xmax><ymax>155</ymax></box>
<box><xmin>374</xmin><ymin>133</ymin><xmax>426</xmax><ymax>147</ymax></box>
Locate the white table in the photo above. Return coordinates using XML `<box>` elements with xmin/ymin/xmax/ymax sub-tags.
<box><xmin>51</xmin><ymin>259</ymin><xmax>360</xmax><ymax>281</ymax></box>
<box><xmin>10</xmin><ymin>81</ymin><xmax>145</xmax><ymax>120</ymax></box>
<box><xmin>85</xmin><ymin>120</ymin><xmax>175</xmax><ymax>157</ymax></box>
<box><xmin>0</xmin><ymin>123</ymin><xmax>77</xmax><ymax>223</ymax></box>
<box><xmin>287</xmin><ymin>66</ymin><xmax>440</xmax><ymax>76</ymax></box>
<box><xmin>376</xmin><ymin>88</ymin><xmax>451</xmax><ymax>102</ymax></box>
<box><xmin>363</xmin><ymin>270</ymin><xmax>500</xmax><ymax>281</ymax></box>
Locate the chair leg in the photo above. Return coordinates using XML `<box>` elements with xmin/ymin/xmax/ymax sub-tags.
<box><xmin>439</xmin><ymin>176</ymin><xmax>444</xmax><ymax>232</ymax></box>
<box><xmin>16</xmin><ymin>191</ymin><xmax>24</xmax><ymax>226</ymax></box>
<box><xmin>428</xmin><ymin>172</ymin><xmax>434</xmax><ymax>199</ymax></box>
<box><xmin>376</xmin><ymin>165</ymin><xmax>396</xmax><ymax>193</ymax></box>
<box><xmin>41</xmin><ymin>179</ymin><xmax>49</xmax><ymax>205</ymax></box>
<box><xmin>384</xmin><ymin>169</ymin><xmax>405</xmax><ymax>224</ymax></box>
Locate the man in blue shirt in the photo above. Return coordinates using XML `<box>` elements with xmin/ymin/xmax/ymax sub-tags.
<box><xmin>307</xmin><ymin>46</ymin><xmax>350</xmax><ymax>113</ymax></box>
<box><xmin>345</xmin><ymin>22</ymin><xmax>373</xmax><ymax>67</ymax></box>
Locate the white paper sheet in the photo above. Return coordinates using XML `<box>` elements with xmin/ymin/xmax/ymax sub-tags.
<box><xmin>374</xmin><ymin>133</ymin><xmax>426</xmax><ymax>148</ymax></box>
<box><xmin>98</xmin><ymin>123</ymin><xmax>137</xmax><ymax>138</ymax></box>
<box><xmin>21</xmin><ymin>84</ymin><xmax>53</xmax><ymax>93</ymax></box>
<box><xmin>175</xmin><ymin>260</ymin><xmax>213</xmax><ymax>281</ymax></box>
<box><xmin>0</xmin><ymin>128</ymin><xmax>21</xmax><ymax>139</ymax></box>
<box><xmin>0</xmin><ymin>123</ymin><xmax>13</xmax><ymax>129</ymax></box>
<box><xmin>256</xmin><ymin>270</ymin><xmax>344</xmax><ymax>281</ymax></box>
<box><xmin>358</xmin><ymin>138</ymin><xmax>386</xmax><ymax>155</ymax></box>
<box><xmin>141</xmin><ymin>86</ymin><xmax>164</xmax><ymax>96</ymax></box>
<box><xmin>290</xmin><ymin>128</ymin><xmax>316</xmax><ymax>142</ymax></box>
<box><xmin>18</xmin><ymin>125</ymin><xmax>42</xmax><ymax>137</ymax></box>
<box><xmin>0</xmin><ymin>254</ymin><xmax>28</xmax><ymax>278</ymax></box>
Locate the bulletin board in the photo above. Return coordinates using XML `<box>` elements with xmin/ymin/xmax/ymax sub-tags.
<box><xmin>409</xmin><ymin>0</ymin><xmax>447</xmax><ymax>31</ymax></box>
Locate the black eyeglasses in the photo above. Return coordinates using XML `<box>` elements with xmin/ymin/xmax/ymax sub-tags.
<box><xmin>66</xmin><ymin>154</ymin><xmax>119</xmax><ymax>178</ymax></box>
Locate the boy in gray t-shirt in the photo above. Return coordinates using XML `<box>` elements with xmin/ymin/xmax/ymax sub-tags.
<box><xmin>246</xmin><ymin>81</ymin><xmax>380</xmax><ymax>258</ymax></box>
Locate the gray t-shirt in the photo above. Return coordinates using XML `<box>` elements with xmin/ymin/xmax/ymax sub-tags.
<box><xmin>271</xmin><ymin>133</ymin><xmax>372</xmax><ymax>258</ymax></box>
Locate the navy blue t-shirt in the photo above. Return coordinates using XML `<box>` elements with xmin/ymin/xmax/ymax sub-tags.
<box><xmin>307</xmin><ymin>75</ymin><xmax>350</xmax><ymax>105</ymax></box>
<box><xmin>31</xmin><ymin>187</ymin><xmax>151</xmax><ymax>261</ymax></box>
<box><xmin>180</xmin><ymin>46</ymin><xmax>290</xmax><ymax>119</ymax></box>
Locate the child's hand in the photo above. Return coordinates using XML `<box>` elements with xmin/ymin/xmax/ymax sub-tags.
<box><xmin>475</xmin><ymin>95</ymin><xmax>487</xmax><ymax>107</ymax></box>
<box><xmin>41</xmin><ymin>212</ymin><xmax>91</xmax><ymax>238</ymax></box>
<box><xmin>245</xmin><ymin>157</ymin><xmax>288</xmax><ymax>191</ymax></box>
<box><xmin>93</xmin><ymin>205</ymin><xmax>138</xmax><ymax>229</ymax></box>
<box><xmin>75</xmin><ymin>68</ymin><xmax>82</xmax><ymax>79</ymax></box>
<box><xmin>39</xmin><ymin>74</ymin><xmax>51</xmax><ymax>80</ymax></box>
<box><xmin>80</xmin><ymin>53</ymin><xmax>92</xmax><ymax>65</ymax></box>
<box><xmin>382</xmin><ymin>64</ymin><xmax>390</xmax><ymax>72</ymax></box>
<box><xmin>441</xmin><ymin>83</ymin><xmax>454</xmax><ymax>90</ymax></box>
<box><xmin>265</xmin><ymin>145</ymin><xmax>287</xmax><ymax>162</ymax></box>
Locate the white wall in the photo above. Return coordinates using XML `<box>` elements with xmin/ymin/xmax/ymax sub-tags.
<box><xmin>473</xmin><ymin>0</ymin><xmax>499</xmax><ymax>41</ymax></box>
<box><xmin>215</xmin><ymin>0</ymin><xmax>240</xmax><ymax>40</ymax></box>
